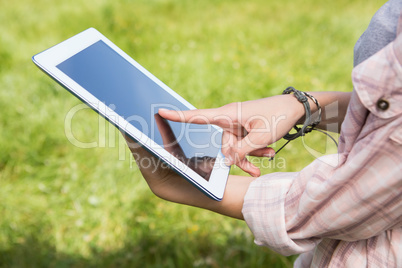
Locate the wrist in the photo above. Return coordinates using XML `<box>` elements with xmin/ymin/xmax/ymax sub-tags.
<box><xmin>296</xmin><ymin>92</ymin><xmax>318</xmax><ymax>125</ymax></box>
<box><xmin>207</xmin><ymin>175</ymin><xmax>255</xmax><ymax>220</ymax></box>
<box><xmin>282</xmin><ymin>87</ymin><xmax>319</xmax><ymax>140</ymax></box>
<box><xmin>283</xmin><ymin>94</ymin><xmax>306</xmax><ymax>124</ymax></box>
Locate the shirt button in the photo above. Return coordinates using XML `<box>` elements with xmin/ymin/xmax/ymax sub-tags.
<box><xmin>376</xmin><ymin>98</ymin><xmax>389</xmax><ymax>111</ymax></box>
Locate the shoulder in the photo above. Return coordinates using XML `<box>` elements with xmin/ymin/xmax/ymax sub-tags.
<box><xmin>354</xmin><ymin>0</ymin><xmax>402</xmax><ymax>66</ymax></box>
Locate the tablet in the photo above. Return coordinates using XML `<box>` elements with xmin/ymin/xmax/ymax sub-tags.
<box><xmin>32</xmin><ymin>28</ymin><xmax>229</xmax><ymax>201</ymax></box>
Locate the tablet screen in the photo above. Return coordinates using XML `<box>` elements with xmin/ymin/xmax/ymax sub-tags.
<box><xmin>57</xmin><ymin>40</ymin><xmax>221</xmax><ymax>180</ymax></box>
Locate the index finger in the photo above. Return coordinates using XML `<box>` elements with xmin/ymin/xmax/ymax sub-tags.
<box><xmin>154</xmin><ymin>113</ymin><xmax>185</xmax><ymax>158</ymax></box>
<box><xmin>159</xmin><ymin>108</ymin><xmax>219</xmax><ymax>125</ymax></box>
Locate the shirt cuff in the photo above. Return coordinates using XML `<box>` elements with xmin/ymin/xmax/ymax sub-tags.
<box><xmin>242</xmin><ymin>172</ymin><xmax>320</xmax><ymax>256</ymax></box>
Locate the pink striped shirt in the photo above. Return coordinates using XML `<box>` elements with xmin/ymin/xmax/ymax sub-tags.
<box><xmin>242</xmin><ymin>13</ymin><xmax>402</xmax><ymax>268</ymax></box>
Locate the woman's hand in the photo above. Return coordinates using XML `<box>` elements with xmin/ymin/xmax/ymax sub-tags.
<box><xmin>124</xmin><ymin>135</ymin><xmax>195</xmax><ymax>202</ymax></box>
<box><xmin>159</xmin><ymin>94</ymin><xmax>304</xmax><ymax>176</ymax></box>
<box><xmin>159</xmin><ymin>91</ymin><xmax>352</xmax><ymax>176</ymax></box>
<box><xmin>124</xmin><ymin>134</ymin><xmax>254</xmax><ymax>220</ymax></box>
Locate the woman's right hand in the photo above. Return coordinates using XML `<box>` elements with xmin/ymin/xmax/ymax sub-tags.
<box><xmin>159</xmin><ymin>91</ymin><xmax>351</xmax><ymax>176</ymax></box>
<box><xmin>159</xmin><ymin>94</ymin><xmax>305</xmax><ymax>177</ymax></box>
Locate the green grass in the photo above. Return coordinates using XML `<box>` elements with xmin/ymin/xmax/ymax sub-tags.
<box><xmin>0</xmin><ymin>0</ymin><xmax>382</xmax><ymax>267</ymax></box>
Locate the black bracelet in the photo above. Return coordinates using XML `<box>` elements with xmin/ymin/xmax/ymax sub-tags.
<box><xmin>271</xmin><ymin>87</ymin><xmax>330</xmax><ymax>159</ymax></box>
<box><xmin>302</xmin><ymin>91</ymin><xmax>321</xmax><ymax>129</ymax></box>
<box><xmin>282</xmin><ymin>87</ymin><xmax>312</xmax><ymax>141</ymax></box>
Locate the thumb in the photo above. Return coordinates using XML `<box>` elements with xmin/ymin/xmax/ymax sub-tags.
<box><xmin>226</xmin><ymin>129</ymin><xmax>269</xmax><ymax>165</ymax></box>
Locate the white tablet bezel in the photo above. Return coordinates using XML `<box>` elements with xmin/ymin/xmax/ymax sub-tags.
<box><xmin>32</xmin><ymin>28</ymin><xmax>229</xmax><ymax>201</ymax></box>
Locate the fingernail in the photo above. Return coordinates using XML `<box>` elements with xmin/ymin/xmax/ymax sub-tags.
<box><xmin>159</xmin><ymin>108</ymin><xmax>170</xmax><ymax>113</ymax></box>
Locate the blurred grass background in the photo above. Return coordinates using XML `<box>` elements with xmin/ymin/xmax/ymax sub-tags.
<box><xmin>0</xmin><ymin>0</ymin><xmax>383</xmax><ymax>267</ymax></box>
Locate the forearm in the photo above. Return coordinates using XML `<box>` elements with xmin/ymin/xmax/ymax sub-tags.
<box><xmin>201</xmin><ymin>175</ymin><xmax>255</xmax><ymax>220</ymax></box>
<box><xmin>163</xmin><ymin>174</ymin><xmax>255</xmax><ymax>220</ymax></box>
<box><xmin>297</xmin><ymin>91</ymin><xmax>352</xmax><ymax>133</ymax></box>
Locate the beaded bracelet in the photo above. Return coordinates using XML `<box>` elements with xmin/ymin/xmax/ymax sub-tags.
<box><xmin>302</xmin><ymin>91</ymin><xmax>322</xmax><ymax>129</ymax></box>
